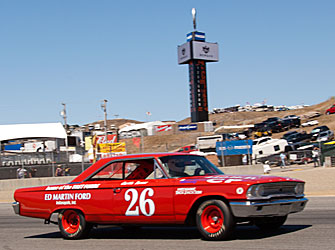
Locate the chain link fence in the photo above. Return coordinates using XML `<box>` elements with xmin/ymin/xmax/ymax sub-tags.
<box><xmin>0</xmin><ymin>151</ymin><xmax>91</xmax><ymax>180</ymax></box>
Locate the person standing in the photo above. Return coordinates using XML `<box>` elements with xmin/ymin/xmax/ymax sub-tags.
<box><xmin>17</xmin><ymin>167</ymin><xmax>27</xmax><ymax>179</ymax></box>
<box><xmin>64</xmin><ymin>166</ymin><xmax>71</xmax><ymax>176</ymax></box>
<box><xmin>280</xmin><ymin>152</ymin><xmax>287</xmax><ymax>168</ymax></box>
<box><xmin>55</xmin><ymin>165</ymin><xmax>63</xmax><ymax>176</ymax></box>
<box><xmin>312</xmin><ymin>147</ymin><xmax>320</xmax><ymax>167</ymax></box>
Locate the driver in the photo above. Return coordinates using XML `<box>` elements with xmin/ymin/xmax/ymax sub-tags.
<box><xmin>168</xmin><ymin>159</ymin><xmax>189</xmax><ymax>177</ymax></box>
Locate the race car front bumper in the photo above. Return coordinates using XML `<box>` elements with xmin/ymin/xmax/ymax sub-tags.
<box><xmin>230</xmin><ymin>197</ymin><xmax>308</xmax><ymax>217</ymax></box>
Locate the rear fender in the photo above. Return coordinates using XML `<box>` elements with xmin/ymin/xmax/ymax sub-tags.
<box><xmin>49</xmin><ymin>206</ymin><xmax>85</xmax><ymax>220</ymax></box>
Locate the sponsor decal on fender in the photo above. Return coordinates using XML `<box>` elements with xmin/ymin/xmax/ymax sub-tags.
<box><xmin>121</xmin><ymin>181</ymin><xmax>148</xmax><ymax>186</ymax></box>
<box><xmin>175</xmin><ymin>187</ymin><xmax>203</xmax><ymax>195</ymax></box>
<box><xmin>205</xmin><ymin>176</ymin><xmax>257</xmax><ymax>184</ymax></box>
<box><xmin>45</xmin><ymin>184</ymin><xmax>100</xmax><ymax>191</ymax></box>
<box><xmin>44</xmin><ymin>192</ymin><xmax>92</xmax><ymax>201</ymax></box>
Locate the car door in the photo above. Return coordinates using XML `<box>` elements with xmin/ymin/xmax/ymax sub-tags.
<box><xmin>81</xmin><ymin>160</ymin><xmax>124</xmax><ymax>223</ymax></box>
<box><xmin>112</xmin><ymin>158</ymin><xmax>176</xmax><ymax>224</ymax></box>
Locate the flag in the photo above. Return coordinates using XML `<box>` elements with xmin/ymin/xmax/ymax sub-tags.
<box><xmin>146</xmin><ymin>112</ymin><xmax>151</xmax><ymax>116</ymax></box>
<box><xmin>132</xmin><ymin>138</ymin><xmax>141</xmax><ymax>148</ymax></box>
<box><xmin>156</xmin><ymin>125</ymin><xmax>172</xmax><ymax>132</ymax></box>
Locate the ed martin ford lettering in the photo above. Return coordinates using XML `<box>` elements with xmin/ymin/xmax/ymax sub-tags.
<box><xmin>13</xmin><ymin>153</ymin><xmax>307</xmax><ymax>240</ymax></box>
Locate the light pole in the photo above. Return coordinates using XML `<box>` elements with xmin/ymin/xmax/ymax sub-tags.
<box><xmin>61</xmin><ymin>103</ymin><xmax>67</xmax><ymax>132</ymax></box>
<box><xmin>61</xmin><ymin>103</ymin><xmax>69</xmax><ymax>166</ymax></box>
<box><xmin>101</xmin><ymin>100</ymin><xmax>108</xmax><ymax>142</ymax></box>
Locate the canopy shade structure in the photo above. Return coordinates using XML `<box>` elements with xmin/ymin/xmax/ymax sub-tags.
<box><xmin>0</xmin><ymin>123</ymin><xmax>67</xmax><ymax>142</ymax></box>
<box><xmin>214</xmin><ymin>125</ymin><xmax>254</xmax><ymax>133</ymax></box>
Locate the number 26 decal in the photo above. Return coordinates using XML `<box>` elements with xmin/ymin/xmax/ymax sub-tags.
<box><xmin>124</xmin><ymin>188</ymin><xmax>155</xmax><ymax>216</ymax></box>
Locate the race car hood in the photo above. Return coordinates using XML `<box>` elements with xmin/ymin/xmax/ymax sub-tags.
<box><xmin>178</xmin><ymin>174</ymin><xmax>304</xmax><ymax>185</ymax></box>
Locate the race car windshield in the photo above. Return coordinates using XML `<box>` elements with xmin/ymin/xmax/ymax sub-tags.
<box><xmin>159</xmin><ymin>155</ymin><xmax>224</xmax><ymax>178</ymax></box>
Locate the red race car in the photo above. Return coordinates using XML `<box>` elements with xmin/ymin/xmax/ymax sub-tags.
<box><xmin>13</xmin><ymin>153</ymin><xmax>308</xmax><ymax>240</ymax></box>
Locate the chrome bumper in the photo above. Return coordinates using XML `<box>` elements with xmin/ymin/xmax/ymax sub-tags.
<box><xmin>12</xmin><ymin>202</ymin><xmax>20</xmax><ymax>215</ymax></box>
<box><xmin>230</xmin><ymin>197</ymin><xmax>308</xmax><ymax>217</ymax></box>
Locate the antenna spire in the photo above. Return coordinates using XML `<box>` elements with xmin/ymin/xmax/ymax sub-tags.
<box><xmin>192</xmin><ymin>8</ymin><xmax>197</xmax><ymax>30</ymax></box>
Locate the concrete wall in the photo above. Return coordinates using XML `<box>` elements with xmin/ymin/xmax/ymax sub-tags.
<box><xmin>0</xmin><ymin>176</ymin><xmax>74</xmax><ymax>203</ymax></box>
<box><xmin>0</xmin><ymin>165</ymin><xmax>264</xmax><ymax>203</ymax></box>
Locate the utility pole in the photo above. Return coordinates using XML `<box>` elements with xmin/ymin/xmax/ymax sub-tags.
<box><xmin>61</xmin><ymin>103</ymin><xmax>67</xmax><ymax>131</ymax></box>
<box><xmin>61</xmin><ymin>103</ymin><xmax>69</xmax><ymax>166</ymax></box>
<box><xmin>101</xmin><ymin>100</ymin><xmax>108</xmax><ymax>142</ymax></box>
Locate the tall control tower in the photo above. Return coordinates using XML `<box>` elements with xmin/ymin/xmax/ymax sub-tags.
<box><xmin>177</xmin><ymin>8</ymin><xmax>219</xmax><ymax>122</ymax></box>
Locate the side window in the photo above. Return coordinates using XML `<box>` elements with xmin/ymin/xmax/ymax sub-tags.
<box><xmin>89</xmin><ymin>158</ymin><xmax>166</xmax><ymax>181</ymax></box>
<box><xmin>90</xmin><ymin>161</ymin><xmax>124</xmax><ymax>180</ymax></box>
<box><xmin>259</xmin><ymin>139</ymin><xmax>266</xmax><ymax>144</ymax></box>
<box><xmin>125</xmin><ymin>159</ymin><xmax>154</xmax><ymax>180</ymax></box>
<box><xmin>146</xmin><ymin>161</ymin><xmax>166</xmax><ymax>179</ymax></box>
<box><xmin>274</xmin><ymin>145</ymin><xmax>280</xmax><ymax>151</ymax></box>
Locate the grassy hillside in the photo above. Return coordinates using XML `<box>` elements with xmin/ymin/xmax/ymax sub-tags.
<box><xmin>105</xmin><ymin>97</ymin><xmax>335</xmax><ymax>154</ymax></box>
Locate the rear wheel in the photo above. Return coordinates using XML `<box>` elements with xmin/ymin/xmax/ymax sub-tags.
<box><xmin>196</xmin><ymin>200</ymin><xmax>234</xmax><ymax>241</ymax></box>
<box><xmin>58</xmin><ymin>209</ymin><xmax>92</xmax><ymax>239</ymax></box>
<box><xmin>254</xmin><ymin>215</ymin><xmax>287</xmax><ymax>230</ymax></box>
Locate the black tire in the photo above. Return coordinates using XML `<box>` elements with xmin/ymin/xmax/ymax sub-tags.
<box><xmin>58</xmin><ymin>209</ymin><xmax>92</xmax><ymax>240</ymax></box>
<box><xmin>254</xmin><ymin>215</ymin><xmax>287</xmax><ymax>230</ymax></box>
<box><xmin>196</xmin><ymin>200</ymin><xmax>234</xmax><ymax>241</ymax></box>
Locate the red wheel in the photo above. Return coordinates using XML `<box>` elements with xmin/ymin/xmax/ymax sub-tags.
<box><xmin>58</xmin><ymin>209</ymin><xmax>91</xmax><ymax>239</ymax></box>
<box><xmin>196</xmin><ymin>200</ymin><xmax>234</xmax><ymax>241</ymax></box>
<box><xmin>61</xmin><ymin>210</ymin><xmax>80</xmax><ymax>234</ymax></box>
<box><xmin>200</xmin><ymin>205</ymin><xmax>224</xmax><ymax>234</ymax></box>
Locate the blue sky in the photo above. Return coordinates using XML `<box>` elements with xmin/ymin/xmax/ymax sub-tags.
<box><xmin>1</xmin><ymin>0</ymin><xmax>334</xmax><ymax>125</ymax></box>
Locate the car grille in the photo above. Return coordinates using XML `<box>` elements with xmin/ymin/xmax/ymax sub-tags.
<box><xmin>262</xmin><ymin>182</ymin><xmax>298</xmax><ymax>197</ymax></box>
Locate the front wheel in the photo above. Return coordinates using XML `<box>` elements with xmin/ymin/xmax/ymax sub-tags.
<box><xmin>254</xmin><ymin>215</ymin><xmax>287</xmax><ymax>230</ymax></box>
<box><xmin>58</xmin><ymin>209</ymin><xmax>92</xmax><ymax>239</ymax></box>
<box><xmin>196</xmin><ymin>200</ymin><xmax>235</xmax><ymax>241</ymax></box>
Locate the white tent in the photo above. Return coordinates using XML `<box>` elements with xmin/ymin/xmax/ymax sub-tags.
<box><xmin>119</xmin><ymin>121</ymin><xmax>167</xmax><ymax>136</ymax></box>
<box><xmin>0</xmin><ymin>123</ymin><xmax>67</xmax><ymax>141</ymax></box>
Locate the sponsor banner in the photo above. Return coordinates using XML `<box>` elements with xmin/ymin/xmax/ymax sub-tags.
<box><xmin>155</xmin><ymin>125</ymin><xmax>172</xmax><ymax>132</ymax></box>
<box><xmin>192</xmin><ymin>41</ymin><xmax>219</xmax><ymax>62</ymax></box>
<box><xmin>216</xmin><ymin>140</ymin><xmax>253</xmax><ymax>156</ymax></box>
<box><xmin>96</xmin><ymin>134</ymin><xmax>117</xmax><ymax>144</ymax></box>
<box><xmin>177</xmin><ymin>42</ymin><xmax>191</xmax><ymax>64</ymax></box>
<box><xmin>178</xmin><ymin>124</ymin><xmax>198</xmax><ymax>131</ymax></box>
<box><xmin>85</xmin><ymin>136</ymin><xmax>93</xmax><ymax>151</ymax></box>
<box><xmin>98</xmin><ymin>142</ymin><xmax>126</xmax><ymax>153</ymax></box>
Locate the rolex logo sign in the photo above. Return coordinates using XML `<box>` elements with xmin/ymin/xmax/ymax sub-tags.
<box><xmin>178</xmin><ymin>42</ymin><xmax>192</xmax><ymax>64</ymax></box>
<box><xmin>202</xmin><ymin>46</ymin><xmax>210</xmax><ymax>53</ymax></box>
<box><xmin>192</xmin><ymin>41</ymin><xmax>219</xmax><ymax>62</ymax></box>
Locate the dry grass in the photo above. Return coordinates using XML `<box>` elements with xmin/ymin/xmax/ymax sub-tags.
<box><xmin>111</xmin><ymin>97</ymin><xmax>335</xmax><ymax>154</ymax></box>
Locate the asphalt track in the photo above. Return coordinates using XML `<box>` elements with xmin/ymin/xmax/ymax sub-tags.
<box><xmin>1</xmin><ymin>197</ymin><xmax>335</xmax><ymax>250</ymax></box>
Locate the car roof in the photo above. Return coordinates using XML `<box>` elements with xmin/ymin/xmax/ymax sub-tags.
<box><xmin>70</xmin><ymin>152</ymin><xmax>197</xmax><ymax>183</ymax></box>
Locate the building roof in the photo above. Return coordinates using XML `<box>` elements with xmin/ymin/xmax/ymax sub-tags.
<box><xmin>0</xmin><ymin>123</ymin><xmax>67</xmax><ymax>142</ymax></box>
<box><xmin>119</xmin><ymin>121</ymin><xmax>166</xmax><ymax>132</ymax></box>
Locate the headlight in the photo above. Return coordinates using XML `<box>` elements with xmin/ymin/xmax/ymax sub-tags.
<box><xmin>247</xmin><ymin>184</ymin><xmax>265</xmax><ymax>198</ymax></box>
<box><xmin>256</xmin><ymin>185</ymin><xmax>265</xmax><ymax>196</ymax></box>
<box><xmin>295</xmin><ymin>183</ymin><xmax>304</xmax><ymax>195</ymax></box>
